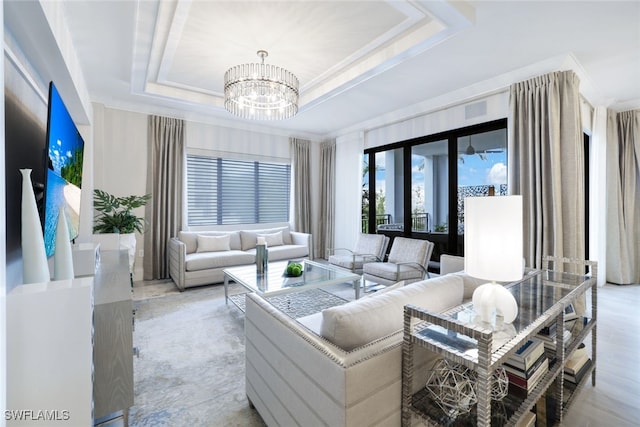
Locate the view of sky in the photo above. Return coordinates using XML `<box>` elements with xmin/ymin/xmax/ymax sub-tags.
<box><xmin>365</xmin><ymin>152</ymin><xmax>507</xmax><ymax>190</ymax></box>
<box><xmin>457</xmin><ymin>152</ymin><xmax>507</xmax><ymax>186</ymax></box>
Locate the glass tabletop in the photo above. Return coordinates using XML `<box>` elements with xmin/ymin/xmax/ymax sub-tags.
<box><xmin>413</xmin><ymin>269</ymin><xmax>594</xmax><ymax>362</ymax></box>
<box><xmin>224</xmin><ymin>259</ymin><xmax>360</xmax><ymax>296</ymax></box>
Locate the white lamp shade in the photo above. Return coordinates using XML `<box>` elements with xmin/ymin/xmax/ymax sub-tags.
<box><xmin>464</xmin><ymin>196</ymin><xmax>523</xmax><ymax>282</ymax></box>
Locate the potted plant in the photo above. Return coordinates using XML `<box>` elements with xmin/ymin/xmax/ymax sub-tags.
<box><xmin>93</xmin><ymin>189</ymin><xmax>151</xmax><ymax>272</ymax></box>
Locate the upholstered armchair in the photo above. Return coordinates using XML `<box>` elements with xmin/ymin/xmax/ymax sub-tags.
<box><xmin>326</xmin><ymin>233</ymin><xmax>390</xmax><ymax>274</ymax></box>
<box><xmin>362</xmin><ymin>237</ymin><xmax>434</xmax><ymax>287</ymax></box>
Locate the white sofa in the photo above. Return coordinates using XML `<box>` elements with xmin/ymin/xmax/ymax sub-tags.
<box><xmin>168</xmin><ymin>225</ymin><xmax>311</xmax><ymax>290</ymax></box>
<box><xmin>245</xmin><ymin>266</ymin><xmax>485</xmax><ymax>427</ymax></box>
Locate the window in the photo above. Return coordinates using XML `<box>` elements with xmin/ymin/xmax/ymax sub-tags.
<box><xmin>187</xmin><ymin>154</ymin><xmax>291</xmax><ymax>226</ymax></box>
<box><xmin>362</xmin><ymin>118</ymin><xmax>507</xmax><ymax>257</ymax></box>
<box><xmin>456</xmin><ymin>128</ymin><xmax>507</xmax><ymax>235</ymax></box>
<box><xmin>411</xmin><ymin>139</ymin><xmax>448</xmax><ymax>233</ymax></box>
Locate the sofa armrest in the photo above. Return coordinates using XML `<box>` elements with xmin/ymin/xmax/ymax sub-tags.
<box><xmin>167</xmin><ymin>237</ymin><xmax>186</xmax><ymax>291</ymax></box>
<box><xmin>291</xmin><ymin>231</ymin><xmax>312</xmax><ymax>259</ymax></box>
<box><xmin>440</xmin><ymin>254</ymin><xmax>465</xmax><ymax>276</ymax></box>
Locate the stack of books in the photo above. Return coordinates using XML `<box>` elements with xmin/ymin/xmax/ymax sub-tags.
<box><xmin>504</xmin><ymin>337</ymin><xmax>548</xmax><ymax>395</ymax></box>
<box><xmin>537</xmin><ymin>323</ymin><xmax>572</xmax><ymax>351</ymax></box>
<box><xmin>564</xmin><ymin>346</ymin><xmax>592</xmax><ymax>384</ymax></box>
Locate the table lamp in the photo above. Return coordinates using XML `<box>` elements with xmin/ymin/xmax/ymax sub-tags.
<box><xmin>464</xmin><ymin>196</ymin><xmax>523</xmax><ymax>326</ymax></box>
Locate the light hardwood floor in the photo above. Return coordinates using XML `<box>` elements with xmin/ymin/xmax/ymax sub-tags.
<box><xmin>561</xmin><ymin>283</ymin><xmax>640</xmax><ymax>426</ymax></box>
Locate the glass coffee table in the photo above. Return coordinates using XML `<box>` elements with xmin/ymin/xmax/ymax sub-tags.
<box><xmin>223</xmin><ymin>259</ymin><xmax>362</xmax><ymax>309</ymax></box>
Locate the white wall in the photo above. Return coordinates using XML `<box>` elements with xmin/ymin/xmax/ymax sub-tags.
<box><xmin>334</xmin><ymin>131</ymin><xmax>365</xmax><ymax>252</ymax></box>
<box><xmin>187</xmin><ymin>121</ymin><xmax>291</xmax><ymax>161</ymax></box>
<box><xmin>92</xmin><ymin>105</ymin><xmax>148</xmax><ymax>280</ymax></box>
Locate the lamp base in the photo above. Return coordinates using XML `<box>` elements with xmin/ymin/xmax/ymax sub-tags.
<box><xmin>472</xmin><ymin>282</ymin><xmax>518</xmax><ymax>327</ymax></box>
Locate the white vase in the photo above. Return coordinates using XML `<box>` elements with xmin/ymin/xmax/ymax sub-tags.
<box><xmin>54</xmin><ymin>206</ymin><xmax>75</xmax><ymax>280</ymax></box>
<box><xmin>20</xmin><ymin>169</ymin><xmax>50</xmax><ymax>284</ymax></box>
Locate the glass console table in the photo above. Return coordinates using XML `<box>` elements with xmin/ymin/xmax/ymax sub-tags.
<box><xmin>401</xmin><ymin>256</ymin><xmax>597</xmax><ymax>427</ymax></box>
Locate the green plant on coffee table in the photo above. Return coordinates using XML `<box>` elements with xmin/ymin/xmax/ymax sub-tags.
<box><xmin>286</xmin><ymin>262</ymin><xmax>303</xmax><ymax>277</ymax></box>
<box><xmin>93</xmin><ymin>189</ymin><xmax>151</xmax><ymax>234</ymax></box>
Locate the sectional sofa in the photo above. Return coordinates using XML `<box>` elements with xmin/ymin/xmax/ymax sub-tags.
<box><xmin>244</xmin><ymin>258</ymin><xmax>485</xmax><ymax>426</ymax></box>
<box><xmin>167</xmin><ymin>224</ymin><xmax>311</xmax><ymax>290</ymax></box>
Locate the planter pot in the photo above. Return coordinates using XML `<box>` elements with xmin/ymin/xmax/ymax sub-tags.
<box><xmin>92</xmin><ymin>232</ymin><xmax>136</xmax><ymax>273</ymax></box>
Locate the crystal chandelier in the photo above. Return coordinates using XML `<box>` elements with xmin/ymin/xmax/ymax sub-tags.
<box><xmin>224</xmin><ymin>50</ymin><xmax>299</xmax><ymax>120</ymax></box>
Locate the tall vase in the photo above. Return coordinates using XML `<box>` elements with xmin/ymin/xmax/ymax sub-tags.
<box><xmin>54</xmin><ymin>206</ymin><xmax>75</xmax><ymax>280</ymax></box>
<box><xmin>20</xmin><ymin>169</ymin><xmax>50</xmax><ymax>284</ymax></box>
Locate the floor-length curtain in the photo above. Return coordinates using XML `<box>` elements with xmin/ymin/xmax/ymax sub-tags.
<box><xmin>606</xmin><ymin>110</ymin><xmax>640</xmax><ymax>285</ymax></box>
<box><xmin>318</xmin><ymin>140</ymin><xmax>336</xmax><ymax>259</ymax></box>
<box><xmin>291</xmin><ymin>138</ymin><xmax>311</xmax><ymax>238</ymax></box>
<box><xmin>144</xmin><ymin>116</ymin><xmax>185</xmax><ymax>280</ymax></box>
<box><xmin>508</xmin><ymin>71</ymin><xmax>585</xmax><ymax>271</ymax></box>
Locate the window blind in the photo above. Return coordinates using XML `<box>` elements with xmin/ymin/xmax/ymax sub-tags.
<box><xmin>187</xmin><ymin>154</ymin><xmax>290</xmax><ymax>226</ymax></box>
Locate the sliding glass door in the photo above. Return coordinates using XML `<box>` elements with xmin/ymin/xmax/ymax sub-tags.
<box><xmin>362</xmin><ymin>119</ymin><xmax>507</xmax><ymax>259</ymax></box>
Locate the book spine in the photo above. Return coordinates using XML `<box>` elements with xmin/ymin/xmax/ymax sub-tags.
<box><xmin>565</xmin><ymin>358</ymin><xmax>593</xmax><ymax>384</ymax></box>
<box><xmin>504</xmin><ymin>353</ymin><xmax>547</xmax><ymax>379</ymax></box>
<box><xmin>507</xmin><ymin>358</ymin><xmax>549</xmax><ymax>391</ymax></box>
<box><xmin>507</xmin><ymin>342</ymin><xmax>544</xmax><ymax>371</ymax></box>
<box><xmin>522</xmin><ymin>343</ymin><xmax>545</xmax><ymax>370</ymax></box>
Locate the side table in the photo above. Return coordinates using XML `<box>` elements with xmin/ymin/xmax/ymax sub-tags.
<box><xmin>401</xmin><ymin>257</ymin><xmax>597</xmax><ymax>426</ymax></box>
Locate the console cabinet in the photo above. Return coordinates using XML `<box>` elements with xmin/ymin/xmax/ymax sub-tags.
<box><xmin>7</xmin><ymin>277</ymin><xmax>94</xmax><ymax>426</ymax></box>
<box><xmin>93</xmin><ymin>250</ymin><xmax>134</xmax><ymax>424</ymax></box>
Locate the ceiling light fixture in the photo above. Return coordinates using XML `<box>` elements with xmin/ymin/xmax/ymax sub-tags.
<box><xmin>224</xmin><ymin>50</ymin><xmax>299</xmax><ymax>120</ymax></box>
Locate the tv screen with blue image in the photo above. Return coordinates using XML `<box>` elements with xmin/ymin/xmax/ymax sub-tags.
<box><xmin>43</xmin><ymin>82</ymin><xmax>85</xmax><ymax>258</ymax></box>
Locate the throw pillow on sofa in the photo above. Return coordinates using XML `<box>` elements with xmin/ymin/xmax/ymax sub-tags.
<box><xmin>240</xmin><ymin>226</ymin><xmax>291</xmax><ymax>250</ymax></box>
<box><xmin>196</xmin><ymin>234</ymin><xmax>231</xmax><ymax>253</ymax></box>
<box><xmin>258</xmin><ymin>231</ymin><xmax>284</xmax><ymax>247</ymax></box>
<box><xmin>320</xmin><ymin>275</ymin><xmax>463</xmax><ymax>351</ymax></box>
<box><xmin>179</xmin><ymin>230</ymin><xmax>241</xmax><ymax>253</ymax></box>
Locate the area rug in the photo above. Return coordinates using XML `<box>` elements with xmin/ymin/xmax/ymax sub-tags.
<box><xmin>129</xmin><ymin>284</ymin><xmax>266</xmax><ymax>427</ymax></box>
<box><xmin>128</xmin><ymin>283</ymin><xmax>353</xmax><ymax>426</ymax></box>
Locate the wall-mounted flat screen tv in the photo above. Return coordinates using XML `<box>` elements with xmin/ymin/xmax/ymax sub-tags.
<box><xmin>43</xmin><ymin>82</ymin><xmax>85</xmax><ymax>257</ymax></box>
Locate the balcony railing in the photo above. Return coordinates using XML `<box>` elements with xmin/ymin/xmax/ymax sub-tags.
<box><xmin>411</xmin><ymin>213</ymin><xmax>429</xmax><ymax>231</ymax></box>
<box><xmin>361</xmin><ymin>214</ymin><xmax>391</xmax><ymax>233</ymax></box>
<box><xmin>361</xmin><ymin>213</ymin><xmax>431</xmax><ymax>233</ymax></box>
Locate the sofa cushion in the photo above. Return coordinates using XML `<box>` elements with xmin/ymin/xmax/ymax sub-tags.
<box><xmin>297</xmin><ymin>281</ymin><xmax>406</xmax><ymax>335</ymax></box>
<box><xmin>179</xmin><ymin>230</ymin><xmax>241</xmax><ymax>253</ymax></box>
<box><xmin>320</xmin><ymin>275</ymin><xmax>464</xmax><ymax>351</ymax></box>
<box><xmin>245</xmin><ymin>244</ymin><xmax>309</xmax><ymax>262</ymax></box>
<box><xmin>196</xmin><ymin>234</ymin><xmax>231</xmax><ymax>253</ymax></box>
<box><xmin>185</xmin><ymin>250</ymin><xmax>255</xmax><ymax>271</ymax></box>
<box><xmin>363</xmin><ymin>262</ymin><xmax>425</xmax><ymax>282</ymax></box>
<box><xmin>327</xmin><ymin>254</ymin><xmax>380</xmax><ymax>272</ymax></box>
<box><xmin>240</xmin><ymin>227</ymin><xmax>292</xmax><ymax>250</ymax></box>
<box><xmin>259</xmin><ymin>231</ymin><xmax>284</xmax><ymax>247</ymax></box>
<box><xmin>388</xmin><ymin>238</ymin><xmax>428</xmax><ymax>264</ymax></box>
